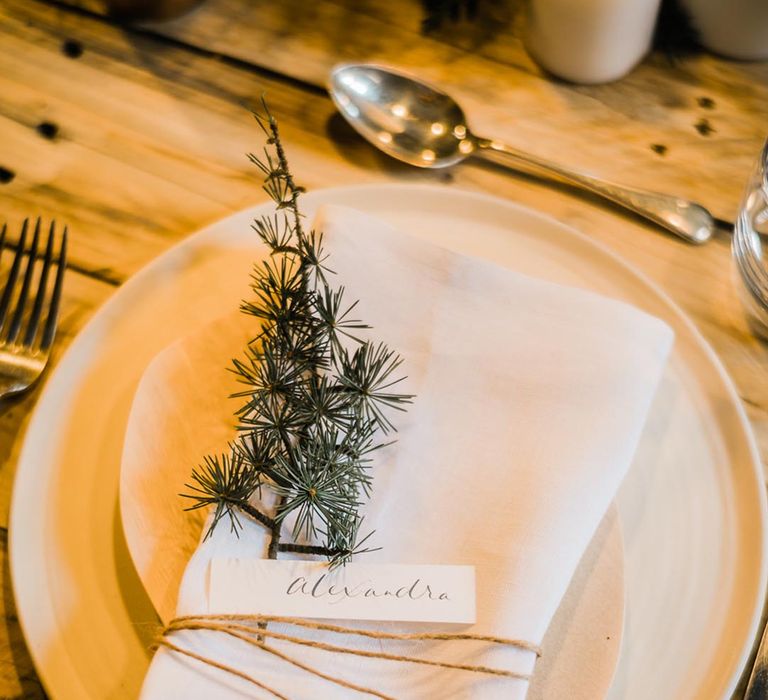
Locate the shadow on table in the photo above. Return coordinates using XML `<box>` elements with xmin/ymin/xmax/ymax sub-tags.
<box><xmin>324</xmin><ymin>112</ymin><xmax>448</xmax><ymax>183</ymax></box>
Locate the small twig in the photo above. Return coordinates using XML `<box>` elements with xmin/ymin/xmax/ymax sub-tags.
<box><xmin>239</xmin><ymin>502</ymin><xmax>275</xmax><ymax>529</ymax></box>
<box><xmin>267</xmin><ymin>495</ymin><xmax>287</xmax><ymax>560</ymax></box>
<box><xmin>264</xmin><ymin>113</ymin><xmax>304</xmax><ymax>241</ymax></box>
<box><xmin>277</xmin><ymin>543</ymin><xmax>344</xmax><ymax>557</ymax></box>
<box><xmin>258</xmin><ymin>494</ymin><xmax>288</xmax><ymax>640</ymax></box>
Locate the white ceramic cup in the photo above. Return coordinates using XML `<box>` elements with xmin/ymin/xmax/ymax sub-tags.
<box><xmin>525</xmin><ymin>0</ymin><xmax>663</xmax><ymax>84</ymax></box>
<box><xmin>681</xmin><ymin>0</ymin><xmax>768</xmax><ymax>60</ymax></box>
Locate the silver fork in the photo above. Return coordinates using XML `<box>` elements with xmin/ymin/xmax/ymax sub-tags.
<box><xmin>0</xmin><ymin>218</ymin><xmax>67</xmax><ymax>398</ymax></box>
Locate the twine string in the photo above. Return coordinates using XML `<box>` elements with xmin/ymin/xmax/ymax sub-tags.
<box><xmin>160</xmin><ymin>614</ymin><xmax>540</xmax><ymax>698</ymax></box>
<box><xmin>194</xmin><ymin>627</ymin><xmax>394</xmax><ymax>700</ymax></box>
<box><xmin>174</xmin><ymin>614</ymin><xmax>542</xmax><ymax>653</ymax></box>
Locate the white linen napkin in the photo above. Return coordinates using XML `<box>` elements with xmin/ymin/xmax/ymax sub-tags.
<box><xmin>138</xmin><ymin>204</ymin><xmax>673</xmax><ymax>699</ymax></box>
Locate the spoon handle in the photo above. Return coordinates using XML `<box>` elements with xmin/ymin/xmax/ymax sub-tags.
<box><xmin>475</xmin><ymin>138</ymin><xmax>714</xmax><ymax>244</ymax></box>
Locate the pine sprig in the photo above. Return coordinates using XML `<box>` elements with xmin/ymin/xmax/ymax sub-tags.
<box><xmin>182</xmin><ymin>452</ymin><xmax>262</xmax><ymax>534</ymax></box>
<box><xmin>182</xmin><ymin>101</ymin><xmax>413</xmax><ymax>565</ymax></box>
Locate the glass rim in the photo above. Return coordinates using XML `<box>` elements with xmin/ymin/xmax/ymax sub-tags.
<box><xmin>732</xmin><ymin>139</ymin><xmax>768</xmax><ymax>313</ymax></box>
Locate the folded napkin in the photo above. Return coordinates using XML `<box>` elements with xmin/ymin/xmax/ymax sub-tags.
<box><xmin>138</xmin><ymin>205</ymin><xmax>673</xmax><ymax>699</ymax></box>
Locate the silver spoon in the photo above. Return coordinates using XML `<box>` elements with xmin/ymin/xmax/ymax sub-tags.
<box><xmin>329</xmin><ymin>63</ymin><xmax>714</xmax><ymax>245</ymax></box>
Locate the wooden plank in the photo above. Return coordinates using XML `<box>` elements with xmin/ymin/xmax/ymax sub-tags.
<box><xmin>58</xmin><ymin>0</ymin><xmax>768</xmax><ymax>224</ymax></box>
<box><xmin>2</xmin><ymin>0</ymin><xmax>765</xmax><ymax>457</ymax></box>
<box><xmin>0</xmin><ymin>0</ymin><xmax>430</xmax><ymax>281</ymax></box>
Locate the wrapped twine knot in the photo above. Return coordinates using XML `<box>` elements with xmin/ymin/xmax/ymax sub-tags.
<box><xmin>158</xmin><ymin>614</ymin><xmax>541</xmax><ymax>700</ymax></box>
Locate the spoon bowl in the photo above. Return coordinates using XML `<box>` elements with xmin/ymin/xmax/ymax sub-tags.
<box><xmin>330</xmin><ymin>64</ymin><xmax>475</xmax><ymax>168</ymax></box>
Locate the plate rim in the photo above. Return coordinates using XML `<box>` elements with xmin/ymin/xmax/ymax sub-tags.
<box><xmin>9</xmin><ymin>182</ymin><xmax>767</xmax><ymax>699</ymax></box>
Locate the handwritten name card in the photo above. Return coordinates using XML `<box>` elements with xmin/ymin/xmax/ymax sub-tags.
<box><xmin>208</xmin><ymin>559</ymin><xmax>476</xmax><ymax>624</ymax></box>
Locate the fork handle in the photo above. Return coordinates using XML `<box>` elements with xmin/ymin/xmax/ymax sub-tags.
<box><xmin>474</xmin><ymin>137</ymin><xmax>714</xmax><ymax>244</ymax></box>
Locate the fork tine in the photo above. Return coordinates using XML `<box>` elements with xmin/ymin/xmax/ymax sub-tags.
<box><xmin>40</xmin><ymin>225</ymin><xmax>67</xmax><ymax>352</ymax></box>
<box><xmin>0</xmin><ymin>224</ymin><xmax>6</xmax><ymax>267</ymax></box>
<box><xmin>5</xmin><ymin>218</ymin><xmax>41</xmax><ymax>345</ymax></box>
<box><xmin>24</xmin><ymin>221</ymin><xmax>56</xmax><ymax>347</ymax></box>
<box><xmin>0</xmin><ymin>219</ymin><xmax>28</xmax><ymax>332</ymax></box>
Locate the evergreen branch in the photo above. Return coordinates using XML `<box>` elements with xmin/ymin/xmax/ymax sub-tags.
<box><xmin>338</xmin><ymin>343</ymin><xmax>414</xmax><ymax>432</ymax></box>
<box><xmin>185</xmin><ymin>102</ymin><xmax>414</xmax><ymax>564</ymax></box>
<box><xmin>267</xmin><ymin>495</ymin><xmax>287</xmax><ymax>559</ymax></box>
<box><xmin>181</xmin><ymin>452</ymin><xmax>259</xmax><ymax>539</ymax></box>
<box><xmin>252</xmin><ymin>214</ymin><xmax>297</xmax><ymax>253</ymax></box>
<box><xmin>254</xmin><ymin>99</ymin><xmax>306</xmax><ymax>242</ymax></box>
<box><xmin>298</xmin><ymin>229</ymin><xmax>332</xmax><ymax>287</ymax></box>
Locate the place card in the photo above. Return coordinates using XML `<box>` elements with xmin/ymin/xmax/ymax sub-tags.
<box><xmin>208</xmin><ymin>559</ymin><xmax>476</xmax><ymax>624</ymax></box>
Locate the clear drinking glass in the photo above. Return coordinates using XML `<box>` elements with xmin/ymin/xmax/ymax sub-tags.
<box><xmin>733</xmin><ymin>140</ymin><xmax>768</xmax><ymax>341</ymax></box>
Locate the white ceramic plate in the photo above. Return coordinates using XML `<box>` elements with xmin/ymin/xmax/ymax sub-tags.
<box><xmin>10</xmin><ymin>184</ymin><xmax>767</xmax><ymax>700</ymax></box>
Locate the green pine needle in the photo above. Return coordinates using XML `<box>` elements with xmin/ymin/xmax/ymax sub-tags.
<box><xmin>181</xmin><ymin>101</ymin><xmax>414</xmax><ymax>562</ymax></box>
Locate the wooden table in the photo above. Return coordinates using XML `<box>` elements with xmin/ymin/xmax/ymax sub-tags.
<box><xmin>1</xmin><ymin>0</ymin><xmax>766</xmax><ymax>696</ymax></box>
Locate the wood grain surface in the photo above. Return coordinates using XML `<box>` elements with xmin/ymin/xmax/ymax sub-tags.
<box><xmin>1</xmin><ymin>0</ymin><xmax>766</xmax><ymax>697</ymax></box>
<box><xmin>61</xmin><ymin>0</ymin><xmax>768</xmax><ymax>223</ymax></box>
